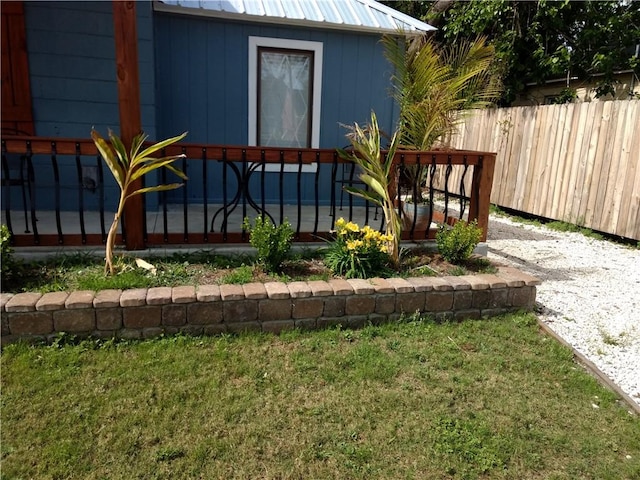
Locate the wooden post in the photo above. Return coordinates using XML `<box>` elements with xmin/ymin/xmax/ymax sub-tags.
<box><xmin>469</xmin><ymin>154</ymin><xmax>496</xmax><ymax>242</ymax></box>
<box><xmin>112</xmin><ymin>1</ymin><xmax>144</xmax><ymax>250</ymax></box>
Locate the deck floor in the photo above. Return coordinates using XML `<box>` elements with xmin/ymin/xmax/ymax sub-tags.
<box><xmin>2</xmin><ymin>203</ymin><xmax>386</xmax><ymax>237</ymax></box>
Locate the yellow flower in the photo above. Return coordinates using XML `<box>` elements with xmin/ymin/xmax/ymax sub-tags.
<box><xmin>346</xmin><ymin>239</ymin><xmax>363</xmax><ymax>251</ymax></box>
<box><xmin>345</xmin><ymin>221</ymin><xmax>360</xmax><ymax>233</ymax></box>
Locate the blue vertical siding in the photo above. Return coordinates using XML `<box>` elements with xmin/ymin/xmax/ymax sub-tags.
<box><xmin>21</xmin><ymin>1</ymin><xmax>157</xmax><ymax>211</ymax></box>
<box><xmin>154</xmin><ymin>13</ymin><xmax>398</xmax><ymax>205</ymax></box>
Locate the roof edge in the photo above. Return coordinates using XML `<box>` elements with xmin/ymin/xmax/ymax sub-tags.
<box><xmin>153</xmin><ymin>1</ymin><xmax>435</xmax><ymax>35</ymax></box>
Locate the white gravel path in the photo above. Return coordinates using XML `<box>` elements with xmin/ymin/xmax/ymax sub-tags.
<box><xmin>486</xmin><ymin>214</ymin><xmax>640</xmax><ymax>406</ymax></box>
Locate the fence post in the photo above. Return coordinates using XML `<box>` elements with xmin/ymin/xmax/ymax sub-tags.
<box><xmin>113</xmin><ymin>1</ymin><xmax>144</xmax><ymax>250</ymax></box>
<box><xmin>469</xmin><ymin>154</ymin><xmax>496</xmax><ymax>242</ymax></box>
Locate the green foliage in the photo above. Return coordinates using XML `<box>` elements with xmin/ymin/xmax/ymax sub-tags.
<box><xmin>436</xmin><ymin>220</ymin><xmax>483</xmax><ymax>264</ymax></box>
<box><xmin>383</xmin><ymin>33</ymin><xmax>501</xmax><ymax>202</ymax></box>
<box><xmin>551</xmin><ymin>87</ymin><xmax>578</xmax><ymax>104</ymax></box>
<box><xmin>220</xmin><ymin>265</ymin><xmax>255</xmax><ymax>285</ymax></box>
<box><xmin>386</xmin><ymin>0</ymin><xmax>640</xmax><ymax>105</ymax></box>
<box><xmin>243</xmin><ymin>216</ymin><xmax>293</xmax><ymax>273</ymax></box>
<box><xmin>91</xmin><ymin>129</ymin><xmax>188</xmax><ymax>275</ymax></box>
<box><xmin>337</xmin><ymin>112</ymin><xmax>402</xmax><ymax>266</ymax></box>
<box><xmin>324</xmin><ymin>218</ymin><xmax>392</xmax><ymax>279</ymax></box>
<box><xmin>1</xmin><ymin>225</ymin><xmax>16</xmax><ymax>285</ymax></box>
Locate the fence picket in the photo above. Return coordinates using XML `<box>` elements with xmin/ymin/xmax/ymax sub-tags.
<box><xmin>445</xmin><ymin>99</ymin><xmax>640</xmax><ymax>240</ymax></box>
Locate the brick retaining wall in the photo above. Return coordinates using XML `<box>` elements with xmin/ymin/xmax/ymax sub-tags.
<box><xmin>0</xmin><ymin>266</ymin><xmax>540</xmax><ymax>345</ymax></box>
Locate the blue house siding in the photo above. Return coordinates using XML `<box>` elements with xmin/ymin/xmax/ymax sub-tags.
<box><xmin>20</xmin><ymin>1</ymin><xmax>157</xmax><ymax>211</ymax></box>
<box><xmin>154</xmin><ymin>12</ymin><xmax>398</xmax><ymax>206</ymax></box>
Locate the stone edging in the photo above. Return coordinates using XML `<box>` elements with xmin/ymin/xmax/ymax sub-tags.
<box><xmin>0</xmin><ymin>266</ymin><xmax>540</xmax><ymax>346</ymax></box>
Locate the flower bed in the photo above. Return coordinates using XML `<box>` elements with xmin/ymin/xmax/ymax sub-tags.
<box><xmin>0</xmin><ymin>266</ymin><xmax>539</xmax><ymax>346</ymax></box>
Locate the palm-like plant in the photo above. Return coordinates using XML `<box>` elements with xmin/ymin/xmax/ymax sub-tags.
<box><xmin>337</xmin><ymin>112</ymin><xmax>402</xmax><ymax>268</ymax></box>
<box><xmin>383</xmin><ymin>34</ymin><xmax>501</xmax><ymax>202</ymax></box>
<box><xmin>91</xmin><ymin>129</ymin><xmax>188</xmax><ymax>275</ymax></box>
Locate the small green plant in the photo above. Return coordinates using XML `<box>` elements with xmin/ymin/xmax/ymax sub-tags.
<box><xmin>220</xmin><ymin>265</ymin><xmax>255</xmax><ymax>284</ymax></box>
<box><xmin>1</xmin><ymin>224</ymin><xmax>14</xmax><ymax>285</ymax></box>
<box><xmin>436</xmin><ymin>220</ymin><xmax>482</xmax><ymax>264</ymax></box>
<box><xmin>324</xmin><ymin>218</ymin><xmax>393</xmax><ymax>279</ymax></box>
<box><xmin>92</xmin><ymin>129</ymin><xmax>188</xmax><ymax>275</ymax></box>
<box><xmin>338</xmin><ymin>111</ymin><xmax>402</xmax><ymax>267</ymax></box>
<box><xmin>243</xmin><ymin>216</ymin><xmax>293</xmax><ymax>273</ymax></box>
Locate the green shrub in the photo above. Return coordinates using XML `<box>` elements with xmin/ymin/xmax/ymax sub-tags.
<box><xmin>243</xmin><ymin>216</ymin><xmax>293</xmax><ymax>273</ymax></box>
<box><xmin>324</xmin><ymin>218</ymin><xmax>392</xmax><ymax>279</ymax></box>
<box><xmin>436</xmin><ymin>220</ymin><xmax>482</xmax><ymax>264</ymax></box>
<box><xmin>1</xmin><ymin>225</ymin><xmax>15</xmax><ymax>285</ymax></box>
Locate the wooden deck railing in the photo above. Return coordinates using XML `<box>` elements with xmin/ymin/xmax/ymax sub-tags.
<box><xmin>1</xmin><ymin>136</ymin><xmax>495</xmax><ymax>249</ymax></box>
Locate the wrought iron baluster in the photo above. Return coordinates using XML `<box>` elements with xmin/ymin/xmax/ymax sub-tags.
<box><xmin>296</xmin><ymin>151</ymin><xmax>302</xmax><ymax>238</ymax></box>
<box><xmin>182</xmin><ymin>147</ymin><xmax>188</xmax><ymax>242</ymax></box>
<box><xmin>1</xmin><ymin>140</ymin><xmax>15</xmax><ymax>234</ymax></box>
<box><xmin>460</xmin><ymin>156</ymin><xmax>469</xmax><ymax>219</ymax></box>
<box><xmin>313</xmin><ymin>151</ymin><xmax>320</xmax><ymax>235</ymax></box>
<box><xmin>51</xmin><ymin>142</ymin><xmax>63</xmax><ymax>243</ymax></box>
<box><xmin>202</xmin><ymin>147</ymin><xmax>208</xmax><ymax>243</ymax></box>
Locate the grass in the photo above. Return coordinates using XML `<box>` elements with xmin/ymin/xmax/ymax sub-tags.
<box><xmin>2</xmin><ymin>312</ymin><xmax>639</xmax><ymax>479</ymax></box>
<box><xmin>2</xmin><ymin>247</ymin><xmax>496</xmax><ymax>294</ymax></box>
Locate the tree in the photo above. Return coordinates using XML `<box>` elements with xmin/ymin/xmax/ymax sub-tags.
<box><xmin>383</xmin><ymin>0</ymin><xmax>640</xmax><ymax>104</ymax></box>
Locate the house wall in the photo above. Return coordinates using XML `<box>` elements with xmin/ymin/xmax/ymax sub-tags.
<box><xmin>19</xmin><ymin>1</ymin><xmax>157</xmax><ymax>211</ymax></box>
<box><xmin>153</xmin><ymin>12</ymin><xmax>398</xmax><ymax>205</ymax></box>
<box><xmin>512</xmin><ymin>72</ymin><xmax>640</xmax><ymax>106</ymax></box>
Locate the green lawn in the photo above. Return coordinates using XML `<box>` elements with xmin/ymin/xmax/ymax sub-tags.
<box><xmin>2</xmin><ymin>313</ymin><xmax>639</xmax><ymax>479</ymax></box>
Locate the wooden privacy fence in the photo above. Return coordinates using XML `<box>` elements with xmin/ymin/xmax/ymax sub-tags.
<box><xmin>438</xmin><ymin>100</ymin><xmax>640</xmax><ymax>240</ymax></box>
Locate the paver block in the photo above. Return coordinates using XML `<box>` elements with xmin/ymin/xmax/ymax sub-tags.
<box><xmin>323</xmin><ymin>296</ymin><xmax>346</xmax><ymax>317</ymax></box>
<box><xmin>429</xmin><ymin>277</ymin><xmax>455</xmax><ymax>291</ymax></box>
<box><xmin>197</xmin><ymin>284</ymin><xmax>221</xmax><ymax>302</ymax></box>
<box><xmin>386</xmin><ymin>277</ymin><xmax>414</xmax><ymax>293</ymax></box>
<box><xmin>163</xmin><ymin>304</ymin><xmax>187</xmax><ymax>326</ymax></box>
<box><xmin>406</xmin><ymin>277</ymin><xmax>434</xmax><ymax>292</ymax></box>
<box><xmin>223</xmin><ymin>300</ymin><xmax>258</xmax><ymax>322</ymax></box>
<box><xmin>328</xmin><ymin>279</ymin><xmax>353</xmax><ymax>296</ymax></box>
<box><xmin>308</xmin><ymin>280</ymin><xmax>333</xmax><ymax>297</ymax></box>
<box><xmin>0</xmin><ymin>293</ymin><xmax>14</xmax><ymax>310</ymax></box>
<box><xmin>5</xmin><ymin>292</ymin><xmax>42</xmax><ymax>312</ymax></box>
<box><xmin>259</xmin><ymin>299</ymin><xmax>292</xmax><ymax>321</ymax></box>
<box><xmin>172</xmin><ymin>285</ymin><xmax>196</xmax><ymax>303</ymax></box>
<box><xmin>345</xmin><ymin>295</ymin><xmax>376</xmax><ymax>315</ymax></box>
<box><xmin>292</xmin><ymin>298</ymin><xmax>323</xmax><ymax>319</ymax></box>
<box><xmin>477</xmin><ymin>274</ymin><xmax>507</xmax><ymax>289</ymax></box>
<box><xmin>346</xmin><ymin>279</ymin><xmax>375</xmax><ymax>295</ymax></box>
<box><xmin>369</xmin><ymin>278</ymin><xmax>394</xmax><ymax>294</ymax></box>
<box><xmin>65</xmin><ymin>290</ymin><xmax>94</xmax><ymax>309</ymax></box>
<box><xmin>9</xmin><ymin>312</ymin><xmax>53</xmax><ymax>335</ymax></box>
<box><xmin>220</xmin><ymin>284</ymin><xmax>244</xmax><ymax>301</ymax></box>
<box><xmin>375</xmin><ymin>294</ymin><xmax>396</xmax><ymax>314</ymax></box>
<box><xmin>123</xmin><ymin>306</ymin><xmax>161</xmax><ymax>328</ymax></box>
<box><xmin>445</xmin><ymin>277</ymin><xmax>472</xmax><ymax>291</ymax></box>
<box><xmin>288</xmin><ymin>281</ymin><xmax>312</xmax><ymax>298</ymax></box>
<box><xmin>120</xmin><ymin>289</ymin><xmax>148</xmax><ymax>307</ymax></box>
<box><xmin>147</xmin><ymin>287</ymin><xmax>172</xmax><ymax>305</ymax></box>
<box><xmin>243</xmin><ymin>283</ymin><xmax>267</xmax><ymax>300</ymax></box>
<box><xmin>188</xmin><ymin>302</ymin><xmax>223</xmax><ymax>324</ymax></box>
<box><xmin>264</xmin><ymin>282</ymin><xmax>290</xmax><ymax>299</ymax></box>
<box><xmin>396</xmin><ymin>292</ymin><xmax>425</xmax><ymax>314</ymax></box>
<box><xmin>96</xmin><ymin>308</ymin><xmax>122</xmax><ymax>330</ymax></box>
<box><xmin>294</xmin><ymin>318</ymin><xmax>317</xmax><ymax>330</ymax></box>
<box><xmin>94</xmin><ymin>289</ymin><xmax>122</xmax><ymax>308</ymax></box>
<box><xmin>459</xmin><ymin>275</ymin><xmax>489</xmax><ymax>290</ymax></box>
<box><xmin>453</xmin><ymin>290</ymin><xmax>473</xmax><ymax>310</ymax></box>
<box><xmin>36</xmin><ymin>292</ymin><xmax>69</xmax><ymax>311</ymax></box>
<box><xmin>262</xmin><ymin>320</ymin><xmax>295</xmax><ymax>334</ymax></box>
<box><xmin>425</xmin><ymin>291</ymin><xmax>454</xmax><ymax>311</ymax></box>
<box><xmin>53</xmin><ymin>309</ymin><xmax>95</xmax><ymax>332</ymax></box>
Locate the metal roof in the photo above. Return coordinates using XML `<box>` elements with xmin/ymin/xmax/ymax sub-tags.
<box><xmin>154</xmin><ymin>0</ymin><xmax>436</xmax><ymax>34</ymax></box>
